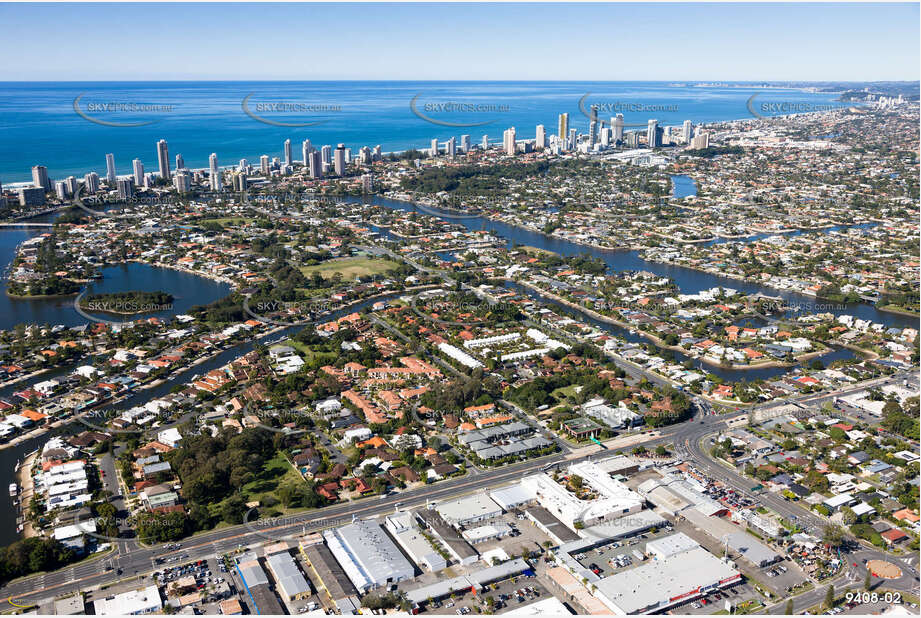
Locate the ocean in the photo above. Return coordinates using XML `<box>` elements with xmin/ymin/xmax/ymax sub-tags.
<box><xmin>0</xmin><ymin>81</ymin><xmax>850</xmax><ymax>183</ymax></box>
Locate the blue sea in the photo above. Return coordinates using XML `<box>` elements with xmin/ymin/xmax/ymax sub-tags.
<box><xmin>0</xmin><ymin>81</ymin><xmax>850</xmax><ymax>183</ymax></box>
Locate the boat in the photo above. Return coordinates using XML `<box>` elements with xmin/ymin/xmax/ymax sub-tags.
<box><xmin>9</xmin><ymin>483</ymin><xmax>18</xmax><ymax>497</ymax></box>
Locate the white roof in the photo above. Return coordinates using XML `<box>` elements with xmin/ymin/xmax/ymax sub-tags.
<box><xmin>266</xmin><ymin>551</ymin><xmax>310</xmax><ymax>598</ymax></box>
<box><xmin>513</xmin><ymin>597</ymin><xmax>573</xmax><ymax>615</ymax></box>
<box><xmin>824</xmin><ymin>493</ymin><xmax>855</xmax><ymax>507</ymax></box>
<box><xmin>646</xmin><ymin>531</ymin><xmax>699</xmax><ymax>559</ymax></box>
<box><xmin>462</xmin><ymin>523</ymin><xmax>512</xmax><ymax>543</ymax></box>
<box><xmin>93</xmin><ymin>585</ymin><xmax>162</xmax><ymax>615</ymax></box>
<box><xmin>158</xmin><ymin>427</ymin><xmax>182</xmax><ymax>444</ymax></box>
<box><xmin>54</xmin><ymin>520</ymin><xmax>97</xmax><ymax>540</ymax></box>
<box><xmin>489</xmin><ymin>484</ymin><xmax>536</xmax><ymax>509</ymax></box>
<box><xmin>522</xmin><ymin>461</ymin><xmax>644</xmax><ymax>528</ymax></box>
<box><xmin>436</xmin><ymin>493</ymin><xmax>503</xmax><ymax>525</ymax></box>
<box><xmin>582</xmin><ymin>509</ymin><xmax>666</xmax><ymax>540</ymax></box>
<box><xmin>852</xmin><ymin>502</ymin><xmax>877</xmax><ymax>517</ymax></box>
<box><xmin>595</xmin><ymin>546</ymin><xmax>739</xmax><ymax>614</ymax></box>
<box><xmin>323</xmin><ymin>521</ymin><xmax>414</xmax><ymax>593</ymax></box>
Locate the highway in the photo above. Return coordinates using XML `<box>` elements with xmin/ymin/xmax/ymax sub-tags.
<box><xmin>5</xmin><ymin>371</ymin><xmax>916</xmax><ymax>612</ymax></box>
<box><xmin>0</xmin><ymin>397</ymin><xmax>733</xmax><ymax>610</ymax></box>
<box><xmin>2</xmin><ymin>228</ymin><xmax>915</xmax><ymax>611</ymax></box>
<box><xmin>0</xmin><ymin>450</ymin><xmax>572</xmax><ymax>609</ymax></box>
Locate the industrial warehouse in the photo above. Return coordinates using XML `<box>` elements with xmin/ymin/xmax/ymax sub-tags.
<box><xmin>74</xmin><ymin>450</ymin><xmax>846</xmax><ymax>615</ymax></box>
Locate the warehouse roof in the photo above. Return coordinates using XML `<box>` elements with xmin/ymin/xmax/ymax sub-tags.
<box><xmin>646</xmin><ymin>532</ymin><xmax>698</xmax><ymax>559</ymax></box>
<box><xmin>723</xmin><ymin>532</ymin><xmax>781</xmax><ymax>566</ymax></box>
<box><xmin>299</xmin><ymin>537</ymin><xmax>358</xmax><ymax>604</ymax></box>
<box><xmin>237</xmin><ymin>559</ymin><xmax>269</xmax><ymax>588</ymax></box>
<box><xmin>323</xmin><ymin>520</ymin><xmax>414</xmax><ymax>592</ymax></box>
<box><xmin>489</xmin><ymin>484</ymin><xmax>536</xmax><ymax>510</ymax></box>
<box><xmin>526</xmin><ymin>506</ymin><xmax>581</xmax><ymax>543</ymax></box>
<box><xmin>436</xmin><ymin>493</ymin><xmax>503</xmax><ymax>526</ymax></box>
<box><xmin>582</xmin><ymin>509</ymin><xmax>666</xmax><ymax>541</ymax></box>
<box><xmin>595</xmin><ymin>546</ymin><xmax>739</xmax><ymax>614</ymax></box>
<box><xmin>405</xmin><ymin>559</ymin><xmax>530</xmax><ymax>605</ymax></box>
<box><xmin>266</xmin><ymin>551</ymin><xmax>311</xmax><ymax>598</ymax></box>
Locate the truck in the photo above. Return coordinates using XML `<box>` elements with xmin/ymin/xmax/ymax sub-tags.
<box><xmin>632</xmin><ymin>549</ymin><xmax>645</xmax><ymax>561</ymax></box>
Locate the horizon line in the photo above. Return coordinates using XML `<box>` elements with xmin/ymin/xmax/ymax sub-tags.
<box><xmin>1</xmin><ymin>78</ymin><xmax>919</xmax><ymax>84</ymax></box>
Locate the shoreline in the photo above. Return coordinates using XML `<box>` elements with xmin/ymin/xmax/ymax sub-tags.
<box><xmin>0</xmin><ymin>285</ymin><xmax>433</xmax><ymax>450</ymax></box>
<box><xmin>0</xmin><ymin>367</ymin><xmax>52</xmax><ymax>391</ymax></box>
<box><xmin>14</xmin><ymin>450</ymin><xmax>38</xmax><ymax>539</ymax></box>
<box><xmin>511</xmin><ymin>278</ymin><xmax>838</xmax><ymax>372</ymax></box>
<box><xmin>876</xmin><ymin>304</ymin><xmax>920</xmax><ymax>317</ymax></box>
<box><xmin>0</xmin><ymin>86</ymin><xmax>857</xmax><ymax>186</ymax></box>
<box><xmin>5</xmin><ymin>291</ymin><xmax>80</xmax><ymax>300</ymax></box>
<box><xmin>5</xmin><ymin>255</ymin><xmax>236</xmax><ymax>305</ymax></box>
<box><xmin>381</xmin><ymin>186</ymin><xmax>904</xmax><ymax>317</ymax></box>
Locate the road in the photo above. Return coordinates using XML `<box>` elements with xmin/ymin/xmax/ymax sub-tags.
<box><xmin>0</xmin><ymin>449</ymin><xmax>570</xmax><ymax>609</ymax></box>
<box><xmin>3</xmin><ymin>232</ymin><xmax>915</xmax><ymax>610</ymax></box>
<box><xmin>672</xmin><ymin>411</ymin><xmax>919</xmax><ymax>614</ymax></box>
<box><xmin>2</xmin><ymin>373</ymin><xmax>916</xmax><ymax>611</ymax></box>
<box><xmin>0</xmin><ymin>398</ymin><xmax>730</xmax><ymax>609</ymax></box>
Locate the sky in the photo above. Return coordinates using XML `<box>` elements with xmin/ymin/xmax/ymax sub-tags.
<box><xmin>0</xmin><ymin>2</ymin><xmax>918</xmax><ymax>81</ymax></box>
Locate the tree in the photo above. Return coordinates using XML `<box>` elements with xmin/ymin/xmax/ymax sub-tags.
<box><xmin>804</xmin><ymin>470</ymin><xmax>830</xmax><ymax>493</ymax></box>
<box><xmin>864</xmin><ymin>571</ymin><xmax>872</xmax><ymax>591</ymax></box>
<box><xmin>0</xmin><ymin>537</ymin><xmax>76</xmax><ymax>583</ymax></box>
<box><xmin>785</xmin><ymin>599</ymin><xmax>794</xmax><ymax>614</ymax></box>
<box><xmin>221</xmin><ymin>494</ymin><xmax>246</xmax><ymax>525</ymax></box>
<box><xmin>840</xmin><ymin>506</ymin><xmax>857</xmax><ymax>525</ymax></box>
<box><xmin>822</xmin><ymin>524</ymin><xmax>846</xmax><ymax>548</ymax></box>
<box><xmin>824</xmin><ymin>584</ymin><xmax>835</xmax><ymax>610</ymax></box>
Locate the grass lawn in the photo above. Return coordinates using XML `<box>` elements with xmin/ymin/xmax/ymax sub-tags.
<box><xmin>551</xmin><ymin>384</ymin><xmax>580</xmax><ymax>402</ymax></box>
<box><xmin>299</xmin><ymin>257</ymin><xmax>397</xmax><ymax>281</ymax></box>
<box><xmin>240</xmin><ymin>451</ymin><xmax>303</xmax><ymax>502</ymax></box>
<box><xmin>286</xmin><ymin>338</ymin><xmax>338</xmax><ymax>364</ymax></box>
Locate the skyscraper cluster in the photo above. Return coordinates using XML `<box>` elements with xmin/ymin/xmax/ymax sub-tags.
<box><xmin>11</xmin><ymin>107</ymin><xmax>708</xmax><ymax>211</ymax></box>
